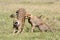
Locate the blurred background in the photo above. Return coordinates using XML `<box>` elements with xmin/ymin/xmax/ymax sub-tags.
<box><xmin>0</xmin><ymin>0</ymin><xmax>60</xmax><ymax>40</ymax></box>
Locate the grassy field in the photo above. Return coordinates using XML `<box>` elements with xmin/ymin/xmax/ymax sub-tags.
<box><xmin>0</xmin><ymin>0</ymin><xmax>60</xmax><ymax>40</ymax></box>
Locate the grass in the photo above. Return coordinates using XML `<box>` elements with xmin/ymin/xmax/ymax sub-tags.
<box><xmin>0</xmin><ymin>0</ymin><xmax>60</xmax><ymax>40</ymax></box>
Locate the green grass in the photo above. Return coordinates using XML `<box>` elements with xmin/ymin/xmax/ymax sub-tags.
<box><xmin>0</xmin><ymin>0</ymin><xmax>60</xmax><ymax>40</ymax></box>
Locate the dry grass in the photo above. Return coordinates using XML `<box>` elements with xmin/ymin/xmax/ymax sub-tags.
<box><xmin>0</xmin><ymin>0</ymin><xmax>60</xmax><ymax>40</ymax></box>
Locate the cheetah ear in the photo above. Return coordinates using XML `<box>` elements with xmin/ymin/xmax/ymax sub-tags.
<box><xmin>16</xmin><ymin>9</ymin><xmax>19</xmax><ymax>13</ymax></box>
<box><xmin>10</xmin><ymin>14</ymin><xmax>16</xmax><ymax>18</ymax></box>
<box><xmin>38</xmin><ymin>15</ymin><xmax>43</xmax><ymax>18</ymax></box>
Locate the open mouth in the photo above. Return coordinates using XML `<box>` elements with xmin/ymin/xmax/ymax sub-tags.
<box><xmin>13</xmin><ymin>21</ymin><xmax>20</xmax><ymax>27</ymax></box>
